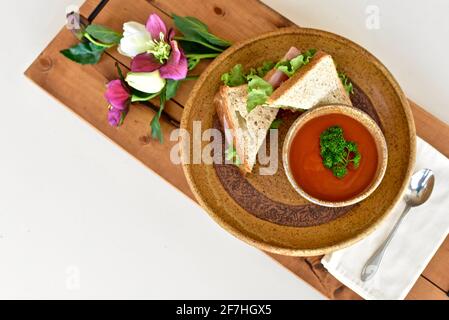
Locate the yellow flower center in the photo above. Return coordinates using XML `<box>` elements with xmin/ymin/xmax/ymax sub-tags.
<box><xmin>147</xmin><ymin>32</ymin><xmax>171</xmax><ymax>64</ymax></box>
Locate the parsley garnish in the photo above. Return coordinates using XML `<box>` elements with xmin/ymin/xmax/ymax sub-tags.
<box><xmin>320</xmin><ymin>126</ymin><xmax>361</xmax><ymax>179</ymax></box>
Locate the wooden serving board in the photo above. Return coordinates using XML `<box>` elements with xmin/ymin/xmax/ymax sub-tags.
<box><xmin>25</xmin><ymin>0</ymin><xmax>449</xmax><ymax>300</ymax></box>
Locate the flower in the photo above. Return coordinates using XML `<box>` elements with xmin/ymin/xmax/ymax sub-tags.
<box><xmin>125</xmin><ymin>71</ymin><xmax>166</xmax><ymax>94</ymax></box>
<box><xmin>117</xmin><ymin>22</ymin><xmax>153</xmax><ymax>58</ymax></box>
<box><xmin>118</xmin><ymin>14</ymin><xmax>174</xmax><ymax>63</ymax></box>
<box><xmin>105</xmin><ymin>79</ymin><xmax>130</xmax><ymax>127</ymax></box>
<box><xmin>131</xmin><ymin>39</ymin><xmax>188</xmax><ymax>80</ymax></box>
<box><xmin>121</xmin><ymin>13</ymin><xmax>187</xmax><ymax>80</ymax></box>
<box><xmin>107</xmin><ymin>107</ymin><xmax>127</xmax><ymax>127</ymax></box>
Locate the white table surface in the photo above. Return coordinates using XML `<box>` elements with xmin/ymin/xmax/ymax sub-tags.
<box><xmin>0</xmin><ymin>0</ymin><xmax>446</xmax><ymax>299</ymax></box>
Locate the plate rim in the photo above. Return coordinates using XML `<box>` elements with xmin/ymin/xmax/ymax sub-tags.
<box><xmin>181</xmin><ymin>26</ymin><xmax>416</xmax><ymax>256</ymax></box>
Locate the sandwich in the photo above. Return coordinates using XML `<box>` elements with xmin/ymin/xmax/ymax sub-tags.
<box><xmin>267</xmin><ymin>51</ymin><xmax>352</xmax><ymax>110</ymax></box>
<box><xmin>215</xmin><ymin>47</ymin><xmax>352</xmax><ymax>173</ymax></box>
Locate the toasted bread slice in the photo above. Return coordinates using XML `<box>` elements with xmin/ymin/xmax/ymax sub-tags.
<box><xmin>267</xmin><ymin>51</ymin><xmax>352</xmax><ymax>109</ymax></box>
<box><xmin>215</xmin><ymin>85</ymin><xmax>278</xmax><ymax>173</ymax></box>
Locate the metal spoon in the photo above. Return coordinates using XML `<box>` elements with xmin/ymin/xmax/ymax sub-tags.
<box><xmin>361</xmin><ymin>168</ymin><xmax>435</xmax><ymax>282</ymax></box>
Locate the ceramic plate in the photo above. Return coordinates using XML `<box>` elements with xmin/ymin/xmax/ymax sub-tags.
<box><xmin>181</xmin><ymin>27</ymin><xmax>416</xmax><ymax>256</ymax></box>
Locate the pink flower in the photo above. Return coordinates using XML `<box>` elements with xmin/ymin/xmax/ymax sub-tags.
<box><xmin>105</xmin><ymin>80</ymin><xmax>130</xmax><ymax>127</ymax></box>
<box><xmin>131</xmin><ymin>14</ymin><xmax>188</xmax><ymax>80</ymax></box>
<box><xmin>107</xmin><ymin>107</ymin><xmax>127</xmax><ymax>127</ymax></box>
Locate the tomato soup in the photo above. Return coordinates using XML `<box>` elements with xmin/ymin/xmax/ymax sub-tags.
<box><xmin>289</xmin><ymin>114</ymin><xmax>378</xmax><ymax>202</ymax></box>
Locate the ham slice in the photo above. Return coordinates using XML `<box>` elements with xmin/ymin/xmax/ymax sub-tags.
<box><xmin>264</xmin><ymin>46</ymin><xmax>301</xmax><ymax>88</ymax></box>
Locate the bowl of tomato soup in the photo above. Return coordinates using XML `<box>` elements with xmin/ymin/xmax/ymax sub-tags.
<box><xmin>283</xmin><ymin>104</ymin><xmax>388</xmax><ymax>207</ymax></box>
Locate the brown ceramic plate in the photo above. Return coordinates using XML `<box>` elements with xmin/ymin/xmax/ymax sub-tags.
<box><xmin>181</xmin><ymin>27</ymin><xmax>416</xmax><ymax>256</ymax></box>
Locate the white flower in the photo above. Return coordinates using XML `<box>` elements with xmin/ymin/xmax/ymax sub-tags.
<box><xmin>118</xmin><ymin>22</ymin><xmax>152</xmax><ymax>58</ymax></box>
<box><xmin>125</xmin><ymin>71</ymin><xmax>166</xmax><ymax>93</ymax></box>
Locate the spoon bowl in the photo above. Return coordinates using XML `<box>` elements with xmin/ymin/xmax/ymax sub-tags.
<box><xmin>405</xmin><ymin>168</ymin><xmax>435</xmax><ymax>207</ymax></box>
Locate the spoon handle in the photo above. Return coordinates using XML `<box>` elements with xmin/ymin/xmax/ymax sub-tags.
<box><xmin>361</xmin><ymin>205</ymin><xmax>411</xmax><ymax>282</ymax></box>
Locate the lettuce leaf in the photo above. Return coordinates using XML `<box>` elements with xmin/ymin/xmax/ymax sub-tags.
<box><xmin>225</xmin><ymin>145</ymin><xmax>241</xmax><ymax>166</ymax></box>
<box><xmin>221</xmin><ymin>61</ymin><xmax>275</xmax><ymax>87</ymax></box>
<box><xmin>270</xmin><ymin>119</ymin><xmax>283</xmax><ymax>129</ymax></box>
<box><xmin>221</xmin><ymin>64</ymin><xmax>247</xmax><ymax>87</ymax></box>
<box><xmin>275</xmin><ymin>49</ymin><xmax>316</xmax><ymax>77</ymax></box>
<box><xmin>248</xmin><ymin>61</ymin><xmax>275</xmax><ymax>78</ymax></box>
<box><xmin>246</xmin><ymin>75</ymin><xmax>273</xmax><ymax>112</ymax></box>
<box><xmin>338</xmin><ymin>72</ymin><xmax>354</xmax><ymax>95</ymax></box>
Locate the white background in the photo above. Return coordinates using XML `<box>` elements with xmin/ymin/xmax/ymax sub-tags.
<box><xmin>0</xmin><ymin>0</ymin><xmax>447</xmax><ymax>299</ymax></box>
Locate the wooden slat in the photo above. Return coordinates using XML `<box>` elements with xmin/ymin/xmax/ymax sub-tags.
<box><xmin>25</xmin><ymin>0</ymin><xmax>449</xmax><ymax>299</ymax></box>
<box><xmin>78</xmin><ymin>0</ymin><xmax>97</xmax><ymax>16</ymax></box>
<box><xmin>268</xmin><ymin>254</ymin><xmax>362</xmax><ymax>299</ymax></box>
<box><xmin>406</xmin><ymin>277</ymin><xmax>449</xmax><ymax>300</ymax></box>
<box><xmin>410</xmin><ymin>100</ymin><xmax>449</xmax><ymax>157</ymax></box>
<box><xmin>422</xmin><ymin>236</ymin><xmax>449</xmax><ymax>292</ymax></box>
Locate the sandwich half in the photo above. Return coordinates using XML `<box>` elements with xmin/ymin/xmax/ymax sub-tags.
<box><xmin>215</xmin><ymin>85</ymin><xmax>278</xmax><ymax>172</ymax></box>
<box><xmin>215</xmin><ymin>47</ymin><xmax>301</xmax><ymax>173</ymax></box>
<box><xmin>268</xmin><ymin>51</ymin><xmax>352</xmax><ymax>110</ymax></box>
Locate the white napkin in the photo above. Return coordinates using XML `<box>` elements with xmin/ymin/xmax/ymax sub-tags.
<box><xmin>322</xmin><ymin>137</ymin><xmax>449</xmax><ymax>300</ymax></box>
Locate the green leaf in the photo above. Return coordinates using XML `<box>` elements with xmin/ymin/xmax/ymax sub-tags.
<box><xmin>221</xmin><ymin>61</ymin><xmax>276</xmax><ymax>87</ymax></box>
<box><xmin>270</xmin><ymin>119</ymin><xmax>283</xmax><ymax>129</ymax></box>
<box><xmin>338</xmin><ymin>71</ymin><xmax>354</xmax><ymax>95</ymax></box>
<box><xmin>177</xmin><ymin>38</ymin><xmax>222</xmax><ymax>71</ymax></box>
<box><xmin>60</xmin><ymin>42</ymin><xmax>105</xmax><ymax>65</ymax></box>
<box><xmin>188</xmin><ymin>57</ymin><xmax>201</xmax><ymax>71</ymax></box>
<box><xmin>184</xmin><ymin>75</ymin><xmax>200</xmax><ymax>81</ymax></box>
<box><xmin>150</xmin><ymin>115</ymin><xmax>163</xmax><ymax>143</ymax></box>
<box><xmin>173</xmin><ymin>15</ymin><xmax>231</xmax><ymax>49</ymax></box>
<box><xmin>247</xmin><ymin>89</ymin><xmax>269</xmax><ymax>111</ymax></box>
<box><xmin>85</xmin><ymin>24</ymin><xmax>122</xmax><ymax>45</ymax></box>
<box><xmin>246</xmin><ymin>75</ymin><xmax>273</xmax><ymax>112</ymax></box>
<box><xmin>225</xmin><ymin>145</ymin><xmax>241</xmax><ymax>166</ymax></box>
<box><xmin>248</xmin><ymin>61</ymin><xmax>275</xmax><ymax>78</ymax></box>
<box><xmin>276</xmin><ymin>49</ymin><xmax>316</xmax><ymax>77</ymax></box>
<box><xmin>150</xmin><ymin>87</ymin><xmax>167</xmax><ymax>143</ymax></box>
<box><xmin>131</xmin><ymin>90</ymin><xmax>161</xmax><ymax>102</ymax></box>
<box><xmin>166</xmin><ymin>80</ymin><xmax>181</xmax><ymax>100</ymax></box>
<box><xmin>118</xmin><ymin>110</ymin><xmax>128</xmax><ymax>127</ymax></box>
<box><xmin>115</xmin><ymin>62</ymin><xmax>126</xmax><ymax>83</ymax></box>
<box><xmin>221</xmin><ymin>64</ymin><xmax>247</xmax><ymax>87</ymax></box>
<box><xmin>176</xmin><ymin>37</ymin><xmax>225</xmax><ymax>54</ymax></box>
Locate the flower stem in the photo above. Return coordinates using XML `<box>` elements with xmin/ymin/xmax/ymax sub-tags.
<box><xmin>83</xmin><ymin>32</ymin><xmax>115</xmax><ymax>48</ymax></box>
